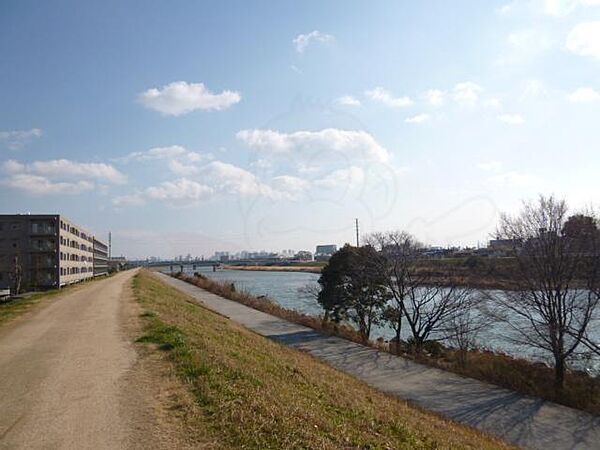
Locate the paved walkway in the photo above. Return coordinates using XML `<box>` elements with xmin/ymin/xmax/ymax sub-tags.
<box><xmin>158</xmin><ymin>273</ymin><xmax>600</xmax><ymax>450</ymax></box>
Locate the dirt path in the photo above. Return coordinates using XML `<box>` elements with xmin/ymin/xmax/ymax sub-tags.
<box><xmin>0</xmin><ymin>269</ymin><xmax>192</xmax><ymax>450</ymax></box>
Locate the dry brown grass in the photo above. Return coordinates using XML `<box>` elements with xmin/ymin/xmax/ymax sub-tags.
<box><xmin>174</xmin><ymin>272</ymin><xmax>372</xmax><ymax>347</ymax></box>
<box><xmin>134</xmin><ymin>270</ymin><xmax>511</xmax><ymax>449</ymax></box>
<box><xmin>426</xmin><ymin>348</ymin><xmax>600</xmax><ymax>415</ymax></box>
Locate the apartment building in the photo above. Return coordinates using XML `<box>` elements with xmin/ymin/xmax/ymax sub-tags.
<box><xmin>0</xmin><ymin>214</ymin><xmax>108</xmax><ymax>292</ymax></box>
<box><xmin>93</xmin><ymin>237</ymin><xmax>109</xmax><ymax>276</ymax></box>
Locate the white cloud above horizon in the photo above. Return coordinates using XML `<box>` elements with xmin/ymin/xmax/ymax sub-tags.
<box><xmin>424</xmin><ymin>89</ymin><xmax>445</xmax><ymax>107</ymax></box>
<box><xmin>566</xmin><ymin>21</ymin><xmax>600</xmax><ymax>60</ymax></box>
<box><xmin>1</xmin><ymin>158</ymin><xmax>125</xmax><ymax>195</ymax></box>
<box><xmin>453</xmin><ymin>82</ymin><xmax>483</xmax><ymax>106</ymax></box>
<box><xmin>0</xmin><ymin>128</ymin><xmax>43</xmax><ymax>150</ymax></box>
<box><xmin>118</xmin><ymin>145</ymin><xmax>207</xmax><ymax>164</ymax></box>
<box><xmin>138</xmin><ymin>81</ymin><xmax>241</xmax><ymax>116</ymax></box>
<box><xmin>497</xmin><ymin>0</ymin><xmax>600</xmax><ymax>17</ymax></box>
<box><xmin>567</xmin><ymin>87</ymin><xmax>600</xmax><ymax>102</ymax></box>
<box><xmin>365</xmin><ymin>86</ymin><xmax>413</xmax><ymax>108</ymax></box>
<box><xmin>405</xmin><ymin>113</ymin><xmax>430</xmax><ymax>124</ymax></box>
<box><xmin>293</xmin><ymin>30</ymin><xmax>335</xmax><ymax>53</ymax></box>
<box><xmin>236</xmin><ymin>128</ymin><xmax>391</xmax><ymax>163</ymax></box>
<box><xmin>335</xmin><ymin>95</ymin><xmax>361</xmax><ymax>107</ymax></box>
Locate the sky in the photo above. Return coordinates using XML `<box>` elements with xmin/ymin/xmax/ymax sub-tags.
<box><xmin>1</xmin><ymin>0</ymin><xmax>599</xmax><ymax>259</ymax></box>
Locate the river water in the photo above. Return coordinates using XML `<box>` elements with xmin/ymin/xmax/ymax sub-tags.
<box><xmin>162</xmin><ymin>265</ymin><xmax>600</xmax><ymax>373</ymax></box>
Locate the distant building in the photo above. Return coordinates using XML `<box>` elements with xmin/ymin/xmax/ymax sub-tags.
<box><xmin>315</xmin><ymin>244</ymin><xmax>337</xmax><ymax>261</ymax></box>
<box><xmin>108</xmin><ymin>256</ymin><xmax>127</xmax><ymax>272</ymax></box>
<box><xmin>488</xmin><ymin>239</ymin><xmax>518</xmax><ymax>257</ymax></box>
<box><xmin>294</xmin><ymin>250</ymin><xmax>313</xmax><ymax>261</ymax></box>
<box><xmin>0</xmin><ymin>214</ymin><xmax>108</xmax><ymax>292</ymax></box>
<box><xmin>93</xmin><ymin>237</ymin><xmax>109</xmax><ymax>276</ymax></box>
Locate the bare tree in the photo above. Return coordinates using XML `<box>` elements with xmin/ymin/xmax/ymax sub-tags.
<box><xmin>366</xmin><ymin>231</ymin><xmax>472</xmax><ymax>354</ymax></box>
<box><xmin>444</xmin><ymin>296</ymin><xmax>490</xmax><ymax>367</ymax></box>
<box><xmin>403</xmin><ymin>285</ymin><xmax>474</xmax><ymax>353</ymax></box>
<box><xmin>489</xmin><ymin>195</ymin><xmax>600</xmax><ymax>394</ymax></box>
<box><xmin>9</xmin><ymin>254</ymin><xmax>23</xmax><ymax>295</ymax></box>
<box><xmin>365</xmin><ymin>231</ymin><xmax>422</xmax><ymax>352</ymax></box>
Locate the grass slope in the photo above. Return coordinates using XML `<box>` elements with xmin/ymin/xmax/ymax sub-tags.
<box><xmin>133</xmin><ymin>270</ymin><xmax>511</xmax><ymax>449</ymax></box>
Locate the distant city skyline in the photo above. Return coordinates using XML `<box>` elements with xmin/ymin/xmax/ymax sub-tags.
<box><xmin>2</xmin><ymin>1</ymin><xmax>600</xmax><ymax>258</ymax></box>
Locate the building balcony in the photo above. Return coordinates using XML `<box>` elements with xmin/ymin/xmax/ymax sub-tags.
<box><xmin>30</xmin><ymin>225</ymin><xmax>57</xmax><ymax>235</ymax></box>
<box><xmin>30</xmin><ymin>242</ymin><xmax>57</xmax><ymax>252</ymax></box>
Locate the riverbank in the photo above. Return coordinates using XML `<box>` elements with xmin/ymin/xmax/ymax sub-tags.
<box><xmin>173</xmin><ymin>271</ymin><xmax>600</xmax><ymax>416</ymax></box>
<box><xmin>136</xmin><ymin>270</ymin><xmax>510</xmax><ymax>449</ymax></box>
<box><xmin>162</xmin><ymin>271</ymin><xmax>600</xmax><ymax>449</ymax></box>
<box><xmin>223</xmin><ymin>264</ymin><xmax>322</xmax><ymax>274</ymax></box>
<box><xmin>223</xmin><ymin>258</ymin><xmax>519</xmax><ymax>289</ymax></box>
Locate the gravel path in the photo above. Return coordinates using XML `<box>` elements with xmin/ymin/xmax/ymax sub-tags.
<box><xmin>0</xmin><ymin>270</ymin><xmax>149</xmax><ymax>450</ymax></box>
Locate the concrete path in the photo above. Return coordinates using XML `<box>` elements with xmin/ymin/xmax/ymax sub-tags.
<box><xmin>158</xmin><ymin>272</ymin><xmax>600</xmax><ymax>450</ymax></box>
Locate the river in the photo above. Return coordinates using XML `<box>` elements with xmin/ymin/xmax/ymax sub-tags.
<box><xmin>161</xmin><ymin>265</ymin><xmax>600</xmax><ymax>373</ymax></box>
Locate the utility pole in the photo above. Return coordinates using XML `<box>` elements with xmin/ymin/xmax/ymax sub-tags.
<box><xmin>108</xmin><ymin>231</ymin><xmax>112</xmax><ymax>259</ymax></box>
<box><xmin>355</xmin><ymin>218</ymin><xmax>360</xmax><ymax>247</ymax></box>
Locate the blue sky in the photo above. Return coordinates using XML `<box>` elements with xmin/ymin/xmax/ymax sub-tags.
<box><xmin>1</xmin><ymin>0</ymin><xmax>599</xmax><ymax>258</ymax></box>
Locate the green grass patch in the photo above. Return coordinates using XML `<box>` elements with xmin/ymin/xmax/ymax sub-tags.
<box><xmin>133</xmin><ymin>270</ymin><xmax>511</xmax><ymax>450</ymax></box>
<box><xmin>0</xmin><ymin>288</ymin><xmax>65</xmax><ymax>327</ymax></box>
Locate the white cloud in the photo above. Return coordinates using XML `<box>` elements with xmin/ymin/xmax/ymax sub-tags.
<box><xmin>498</xmin><ymin>0</ymin><xmax>600</xmax><ymax>17</ymax></box>
<box><xmin>0</xmin><ymin>128</ymin><xmax>42</xmax><ymax>150</ymax></box>
<box><xmin>314</xmin><ymin>166</ymin><xmax>365</xmax><ymax>189</ymax></box>
<box><xmin>567</xmin><ymin>87</ymin><xmax>600</xmax><ymax>102</ymax></box>
<box><xmin>112</xmin><ymin>193</ymin><xmax>146</xmax><ymax>207</ymax></box>
<box><xmin>498</xmin><ymin>113</ymin><xmax>525</xmax><ymax>125</ymax></box>
<box><xmin>203</xmin><ymin>161</ymin><xmax>275</xmax><ymax>197</ymax></box>
<box><xmin>236</xmin><ymin>128</ymin><xmax>390</xmax><ymax>163</ymax></box>
<box><xmin>293</xmin><ymin>30</ymin><xmax>335</xmax><ymax>53</ymax></box>
<box><xmin>405</xmin><ymin>113</ymin><xmax>430</xmax><ymax>124</ymax></box>
<box><xmin>335</xmin><ymin>95</ymin><xmax>361</xmax><ymax>107</ymax></box>
<box><xmin>3</xmin><ymin>174</ymin><xmax>94</xmax><ymax>195</ymax></box>
<box><xmin>484</xmin><ymin>98</ymin><xmax>502</xmax><ymax>108</ymax></box>
<box><xmin>424</xmin><ymin>89</ymin><xmax>445</xmax><ymax>107</ymax></box>
<box><xmin>168</xmin><ymin>159</ymin><xmax>200</xmax><ymax>176</ymax></box>
<box><xmin>138</xmin><ymin>81</ymin><xmax>241</xmax><ymax>116</ymax></box>
<box><xmin>145</xmin><ymin>178</ymin><xmax>213</xmax><ymax>203</ymax></box>
<box><xmin>453</xmin><ymin>82</ymin><xmax>483</xmax><ymax>105</ymax></box>
<box><xmin>31</xmin><ymin>159</ymin><xmax>126</xmax><ymax>184</ymax></box>
<box><xmin>541</xmin><ymin>0</ymin><xmax>600</xmax><ymax>16</ymax></box>
<box><xmin>2</xmin><ymin>158</ymin><xmax>125</xmax><ymax>196</ymax></box>
<box><xmin>521</xmin><ymin>79</ymin><xmax>549</xmax><ymax>99</ymax></box>
<box><xmin>3</xmin><ymin>158</ymin><xmax>126</xmax><ymax>184</ymax></box>
<box><xmin>120</xmin><ymin>145</ymin><xmax>207</xmax><ymax>164</ymax></box>
<box><xmin>365</xmin><ymin>87</ymin><xmax>413</xmax><ymax>108</ymax></box>
<box><xmin>566</xmin><ymin>21</ymin><xmax>600</xmax><ymax>60</ymax></box>
<box><xmin>271</xmin><ymin>175</ymin><xmax>310</xmax><ymax>198</ymax></box>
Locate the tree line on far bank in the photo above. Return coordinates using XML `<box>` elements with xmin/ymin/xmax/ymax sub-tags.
<box><xmin>316</xmin><ymin>195</ymin><xmax>600</xmax><ymax>395</ymax></box>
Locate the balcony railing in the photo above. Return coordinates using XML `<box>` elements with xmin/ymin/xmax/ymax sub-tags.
<box><xmin>30</xmin><ymin>240</ymin><xmax>56</xmax><ymax>252</ymax></box>
<box><xmin>30</xmin><ymin>225</ymin><xmax>56</xmax><ymax>235</ymax></box>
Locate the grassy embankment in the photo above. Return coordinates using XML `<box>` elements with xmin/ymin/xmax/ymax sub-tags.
<box><xmin>134</xmin><ymin>270</ymin><xmax>510</xmax><ymax>449</ymax></box>
<box><xmin>0</xmin><ymin>274</ymin><xmax>113</xmax><ymax>328</ymax></box>
<box><xmin>174</xmin><ymin>272</ymin><xmax>600</xmax><ymax>416</ymax></box>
